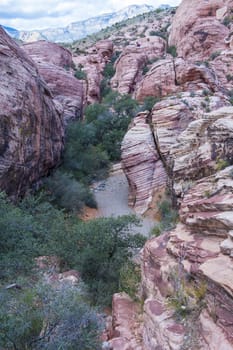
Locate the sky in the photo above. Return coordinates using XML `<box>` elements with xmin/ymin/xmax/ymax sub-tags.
<box><xmin>0</xmin><ymin>0</ymin><xmax>181</xmax><ymax>31</ymax></box>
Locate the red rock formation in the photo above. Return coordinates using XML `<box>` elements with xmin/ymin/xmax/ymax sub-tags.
<box><xmin>73</xmin><ymin>40</ymin><xmax>113</xmax><ymax>104</ymax></box>
<box><xmin>134</xmin><ymin>58</ymin><xmax>221</xmax><ymax>102</ymax></box>
<box><xmin>23</xmin><ymin>40</ymin><xmax>84</xmax><ymax>123</ymax></box>
<box><xmin>23</xmin><ymin>40</ymin><xmax>73</xmax><ymax>68</ymax></box>
<box><xmin>108</xmin><ymin>293</ymin><xmax>143</xmax><ymax>350</ymax></box>
<box><xmin>121</xmin><ymin>112</ymin><xmax>167</xmax><ymax>215</ymax></box>
<box><xmin>0</xmin><ymin>27</ymin><xmax>64</xmax><ymax>197</ymax></box>
<box><xmin>168</xmin><ymin>0</ymin><xmax>231</xmax><ymax>60</ymax></box>
<box><xmin>111</xmin><ymin>36</ymin><xmax>166</xmax><ymax>95</ymax></box>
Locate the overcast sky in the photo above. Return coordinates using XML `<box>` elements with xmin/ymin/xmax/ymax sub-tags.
<box><xmin>0</xmin><ymin>0</ymin><xmax>181</xmax><ymax>31</ymax></box>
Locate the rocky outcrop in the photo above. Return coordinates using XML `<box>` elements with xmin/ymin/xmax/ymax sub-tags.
<box><xmin>23</xmin><ymin>40</ymin><xmax>84</xmax><ymax>123</ymax></box>
<box><xmin>0</xmin><ymin>27</ymin><xmax>64</xmax><ymax>197</ymax></box>
<box><xmin>111</xmin><ymin>36</ymin><xmax>166</xmax><ymax>95</ymax></box>
<box><xmin>134</xmin><ymin>58</ymin><xmax>221</xmax><ymax>102</ymax></box>
<box><xmin>110</xmin><ymin>166</ymin><xmax>233</xmax><ymax>350</ymax></box>
<box><xmin>168</xmin><ymin>0</ymin><xmax>231</xmax><ymax>60</ymax></box>
<box><xmin>121</xmin><ymin>112</ymin><xmax>167</xmax><ymax>215</ymax></box>
<box><xmin>73</xmin><ymin>40</ymin><xmax>113</xmax><ymax>104</ymax></box>
<box><xmin>122</xmin><ymin>102</ymin><xmax>231</xmax><ymax>215</ymax></box>
<box><xmin>23</xmin><ymin>40</ymin><xmax>74</xmax><ymax>68</ymax></box>
<box><xmin>108</xmin><ymin>293</ymin><xmax>143</xmax><ymax>350</ymax></box>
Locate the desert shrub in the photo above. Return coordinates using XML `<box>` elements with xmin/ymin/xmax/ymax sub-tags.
<box><xmin>216</xmin><ymin>158</ymin><xmax>230</xmax><ymax>171</ymax></box>
<box><xmin>167</xmin><ymin>45</ymin><xmax>177</xmax><ymax>57</ymax></box>
<box><xmin>119</xmin><ymin>261</ymin><xmax>141</xmax><ymax>300</ymax></box>
<box><xmin>150</xmin><ymin>199</ymin><xmax>178</xmax><ymax>237</ymax></box>
<box><xmin>74</xmin><ymin>68</ymin><xmax>87</xmax><ymax>80</ymax></box>
<box><xmin>102</xmin><ymin>61</ymin><xmax>116</xmax><ymax>79</ymax></box>
<box><xmin>226</xmin><ymin>74</ymin><xmax>233</xmax><ymax>82</ymax></box>
<box><xmin>142</xmin><ymin>64</ymin><xmax>149</xmax><ymax>75</ymax></box>
<box><xmin>209</xmin><ymin>51</ymin><xmax>221</xmax><ymax>60</ymax></box>
<box><xmin>66</xmin><ymin>215</ymin><xmax>145</xmax><ymax>305</ymax></box>
<box><xmin>0</xmin><ymin>192</ymin><xmax>39</xmax><ymax>279</ymax></box>
<box><xmin>141</xmin><ymin>96</ymin><xmax>160</xmax><ymax>111</ymax></box>
<box><xmin>62</xmin><ymin>120</ymin><xmax>110</xmax><ymax>183</ymax></box>
<box><xmin>44</xmin><ymin>171</ymin><xmax>97</xmax><ymax>212</ymax></box>
<box><xmin>0</xmin><ymin>283</ymin><xmax>103</xmax><ymax>350</ymax></box>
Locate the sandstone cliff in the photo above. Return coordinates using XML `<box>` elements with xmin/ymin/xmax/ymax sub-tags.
<box><xmin>108</xmin><ymin>1</ymin><xmax>233</xmax><ymax>349</ymax></box>
<box><xmin>0</xmin><ymin>28</ymin><xmax>64</xmax><ymax>197</ymax></box>
<box><xmin>23</xmin><ymin>40</ymin><xmax>84</xmax><ymax>124</ymax></box>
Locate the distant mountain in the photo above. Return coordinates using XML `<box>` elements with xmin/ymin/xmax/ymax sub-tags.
<box><xmin>1</xmin><ymin>25</ymin><xmax>19</xmax><ymax>38</ymax></box>
<box><xmin>15</xmin><ymin>4</ymin><xmax>157</xmax><ymax>43</ymax></box>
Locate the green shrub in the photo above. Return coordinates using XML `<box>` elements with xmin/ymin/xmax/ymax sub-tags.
<box><xmin>54</xmin><ymin>215</ymin><xmax>145</xmax><ymax>305</ymax></box>
<box><xmin>216</xmin><ymin>158</ymin><xmax>230</xmax><ymax>171</ymax></box>
<box><xmin>44</xmin><ymin>171</ymin><xmax>97</xmax><ymax>212</ymax></box>
<box><xmin>141</xmin><ymin>96</ymin><xmax>160</xmax><ymax>111</ymax></box>
<box><xmin>102</xmin><ymin>62</ymin><xmax>116</xmax><ymax>79</ymax></box>
<box><xmin>0</xmin><ymin>192</ymin><xmax>39</xmax><ymax>279</ymax></box>
<box><xmin>74</xmin><ymin>68</ymin><xmax>87</xmax><ymax>80</ymax></box>
<box><xmin>209</xmin><ymin>51</ymin><xmax>221</xmax><ymax>60</ymax></box>
<box><xmin>0</xmin><ymin>283</ymin><xmax>103</xmax><ymax>350</ymax></box>
<box><xmin>150</xmin><ymin>199</ymin><xmax>178</xmax><ymax>237</ymax></box>
<box><xmin>167</xmin><ymin>45</ymin><xmax>177</xmax><ymax>57</ymax></box>
<box><xmin>119</xmin><ymin>261</ymin><xmax>141</xmax><ymax>301</ymax></box>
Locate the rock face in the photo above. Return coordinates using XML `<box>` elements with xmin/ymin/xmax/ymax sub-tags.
<box><xmin>108</xmin><ymin>293</ymin><xmax>143</xmax><ymax>350</ymax></box>
<box><xmin>73</xmin><ymin>40</ymin><xmax>113</xmax><ymax>104</ymax></box>
<box><xmin>111</xmin><ymin>36</ymin><xmax>166</xmax><ymax>95</ymax></box>
<box><xmin>23</xmin><ymin>40</ymin><xmax>84</xmax><ymax>123</ymax></box>
<box><xmin>134</xmin><ymin>57</ymin><xmax>221</xmax><ymax>102</ymax></box>
<box><xmin>168</xmin><ymin>0</ymin><xmax>231</xmax><ymax>60</ymax></box>
<box><xmin>121</xmin><ymin>112</ymin><xmax>167</xmax><ymax>215</ymax></box>
<box><xmin>0</xmin><ymin>28</ymin><xmax>64</xmax><ymax>197</ymax></box>
<box><xmin>110</xmin><ymin>1</ymin><xmax>233</xmax><ymax>349</ymax></box>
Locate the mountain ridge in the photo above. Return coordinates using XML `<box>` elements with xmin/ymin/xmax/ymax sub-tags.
<box><xmin>2</xmin><ymin>4</ymin><xmax>171</xmax><ymax>43</ymax></box>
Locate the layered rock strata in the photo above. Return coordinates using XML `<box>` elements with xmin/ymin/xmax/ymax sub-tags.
<box><xmin>0</xmin><ymin>28</ymin><xmax>64</xmax><ymax>197</ymax></box>
<box><xmin>121</xmin><ymin>112</ymin><xmax>167</xmax><ymax>215</ymax></box>
<box><xmin>23</xmin><ymin>40</ymin><xmax>84</xmax><ymax>123</ymax></box>
<box><xmin>111</xmin><ymin>36</ymin><xmax>166</xmax><ymax>95</ymax></box>
<box><xmin>168</xmin><ymin>0</ymin><xmax>231</xmax><ymax>60</ymax></box>
<box><xmin>73</xmin><ymin>40</ymin><xmax>113</xmax><ymax>104</ymax></box>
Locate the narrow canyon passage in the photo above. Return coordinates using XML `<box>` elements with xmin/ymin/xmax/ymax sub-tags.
<box><xmin>94</xmin><ymin>167</ymin><xmax>155</xmax><ymax>237</ymax></box>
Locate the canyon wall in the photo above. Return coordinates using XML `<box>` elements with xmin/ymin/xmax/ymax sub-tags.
<box><xmin>0</xmin><ymin>28</ymin><xmax>64</xmax><ymax>197</ymax></box>
<box><xmin>110</xmin><ymin>1</ymin><xmax>233</xmax><ymax>349</ymax></box>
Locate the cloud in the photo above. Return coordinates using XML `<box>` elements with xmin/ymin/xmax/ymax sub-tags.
<box><xmin>0</xmin><ymin>0</ymin><xmax>181</xmax><ymax>30</ymax></box>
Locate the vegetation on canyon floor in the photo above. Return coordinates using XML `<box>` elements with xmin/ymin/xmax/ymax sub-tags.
<box><xmin>0</xmin><ymin>190</ymin><xmax>146</xmax><ymax>348</ymax></box>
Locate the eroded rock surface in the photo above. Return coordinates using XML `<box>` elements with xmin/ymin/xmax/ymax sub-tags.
<box><xmin>111</xmin><ymin>36</ymin><xmax>166</xmax><ymax>95</ymax></box>
<box><xmin>23</xmin><ymin>40</ymin><xmax>84</xmax><ymax>123</ymax></box>
<box><xmin>121</xmin><ymin>112</ymin><xmax>167</xmax><ymax>215</ymax></box>
<box><xmin>0</xmin><ymin>28</ymin><xmax>63</xmax><ymax>197</ymax></box>
<box><xmin>73</xmin><ymin>40</ymin><xmax>113</xmax><ymax>104</ymax></box>
<box><xmin>168</xmin><ymin>0</ymin><xmax>231</xmax><ymax>60</ymax></box>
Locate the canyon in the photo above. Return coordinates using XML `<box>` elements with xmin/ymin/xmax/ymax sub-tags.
<box><xmin>0</xmin><ymin>0</ymin><xmax>233</xmax><ymax>349</ymax></box>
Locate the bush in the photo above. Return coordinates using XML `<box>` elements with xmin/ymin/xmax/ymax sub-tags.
<box><xmin>150</xmin><ymin>199</ymin><xmax>178</xmax><ymax>237</ymax></box>
<box><xmin>63</xmin><ymin>215</ymin><xmax>146</xmax><ymax>305</ymax></box>
<box><xmin>0</xmin><ymin>283</ymin><xmax>103</xmax><ymax>350</ymax></box>
<box><xmin>141</xmin><ymin>96</ymin><xmax>160</xmax><ymax>111</ymax></box>
<box><xmin>119</xmin><ymin>261</ymin><xmax>141</xmax><ymax>301</ymax></box>
<box><xmin>102</xmin><ymin>62</ymin><xmax>116</xmax><ymax>79</ymax></box>
<box><xmin>44</xmin><ymin>171</ymin><xmax>97</xmax><ymax>212</ymax></box>
<box><xmin>167</xmin><ymin>45</ymin><xmax>177</xmax><ymax>57</ymax></box>
<box><xmin>74</xmin><ymin>68</ymin><xmax>87</xmax><ymax>80</ymax></box>
<box><xmin>209</xmin><ymin>51</ymin><xmax>221</xmax><ymax>60</ymax></box>
<box><xmin>0</xmin><ymin>192</ymin><xmax>39</xmax><ymax>279</ymax></box>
